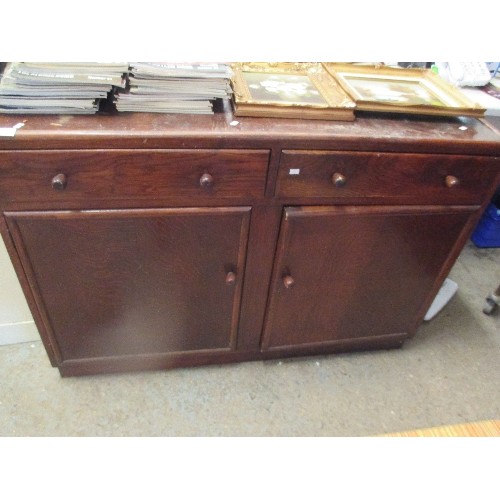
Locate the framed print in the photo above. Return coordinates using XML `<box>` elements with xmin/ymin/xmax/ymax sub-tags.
<box><xmin>323</xmin><ymin>63</ymin><xmax>485</xmax><ymax>118</ymax></box>
<box><xmin>230</xmin><ymin>62</ymin><xmax>355</xmax><ymax>121</ymax></box>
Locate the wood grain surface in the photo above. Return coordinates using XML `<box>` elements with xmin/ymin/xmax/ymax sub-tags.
<box><xmin>1</xmin><ymin>110</ymin><xmax>499</xmax><ymax>375</ymax></box>
<box><xmin>6</xmin><ymin>208</ymin><xmax>250</xmax><ymax>362</ymax></box>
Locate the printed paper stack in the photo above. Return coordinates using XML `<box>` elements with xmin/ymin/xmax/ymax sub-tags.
<box><xmin>114</xmin><ymin>62</ymin><xmax>233</xmax><ymax>114</ymax></box>
<box><xmin>0</xmin><ymin>62</ymin><xmax>128</xmax><ymax>114</ymax></box>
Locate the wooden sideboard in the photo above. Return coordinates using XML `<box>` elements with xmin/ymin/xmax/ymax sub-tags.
<box><xmin>1</xmin><ymin>103</ymin><xmax>499</xmax><ymax>376</ymax></box>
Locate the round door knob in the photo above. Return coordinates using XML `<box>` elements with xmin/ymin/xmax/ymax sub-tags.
<box><xmin>51</xmin><ymin>173</ymin><xmax>67</xmax><ymax>191</ymax></box>
<box><xmin>283</xmin><ymin>275</ymin><xmax>295</xmax><ymax>289</ymax></box>
<box><xmin>331</xmin><ymin>172</ymin><xmax>346</xmax><ymax>187</ymax></box>
<box><xmin>225</xmin><ymin>271</ymin><xmax>237</xmax><ymax>286</ymax></box>
<box><xmin>445</xmin><ymin>175</ymin><xmax>460</xmax><ymax>188</ymax></box>
<box><xmin>200</xmin><ymin>173</ymin><xmax>214</xmax><ymax>188</ymax></box>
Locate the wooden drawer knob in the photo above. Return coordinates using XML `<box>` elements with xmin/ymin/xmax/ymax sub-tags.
<box><xmin>51</xmin><ymin>173</ymin><xmax>67</xmax><ymax>191</ymax></box>
<box><xmin>225</xmin><ymin>271</ymin><xmax>237</xmax><ymax>286</ymax></box>
<box><xmin>331</xmin><ymin>172</ymin><xmax>346</xmax><ymax>187</ymax></box>
<box><xmin>200</xmin><ymin>173</ymin><xmax>214</xmax><ymax>188</ymax></box>
<box><xmin>445</xmin><ymin>175</ymin><xmax>460</xmax><ymax>188</ymax></box>
<box><xmin>283</xmin><ymin>275</ymin><xmax>295</xmax><ymax>289</ymax></box>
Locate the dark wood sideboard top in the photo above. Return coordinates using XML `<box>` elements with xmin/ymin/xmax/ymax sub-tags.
<box><xmin>1</xmin><ymin>100</ymin><xmax>500</xmax><ymax>155</ymax></box>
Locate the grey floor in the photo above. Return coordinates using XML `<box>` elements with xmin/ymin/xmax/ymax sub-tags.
<box><xmin>0</xmin><ymin>241</ymin><xmax>498</xmax><ymax>437</ymax></box>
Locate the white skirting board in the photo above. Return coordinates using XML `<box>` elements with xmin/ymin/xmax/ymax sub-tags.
<box><xmin>1</xmin><ymin>236</ymin><xmax>39</xmax><ymax>345</ymax></box>
<box><xmin>0</xmin><ymin>321</ymin><xmax>40</xmax><ymax>346</ymax></box>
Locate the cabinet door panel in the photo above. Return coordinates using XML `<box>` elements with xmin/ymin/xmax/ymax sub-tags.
<box><xmin>262</xmin><ymin>205</ymin><xmax>477</xmax><ymax>350</ymax></box>
<box><xmin>6</xmin><ymin>208</ymin><xmax>250</xmax><ymax>361</ymax></box>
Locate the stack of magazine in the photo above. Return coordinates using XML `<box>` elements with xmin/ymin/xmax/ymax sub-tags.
<box><xmin>114</xmin><ymin>63</ymin><xmax>233</xmax><ymax>114</ymax></box>
<box><xmin>0</xmin><ymin>62</ymin><xmax>128</xmax><ymax>114</ymax></box>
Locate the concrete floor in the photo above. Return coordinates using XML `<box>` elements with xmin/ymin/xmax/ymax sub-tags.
<box><xmin>0</xmin><ymin>241</ymin><xmax>498</xmax><ymax>436</ymax></box>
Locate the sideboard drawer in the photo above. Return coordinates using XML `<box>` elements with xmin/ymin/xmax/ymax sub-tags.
<box><xmin>277</xmin><ymin>150</ymin><xmax>500</xmax><ymax>204</ymax></box>
<box><xmin>0</xmin><ymin>149</ymin><xmax>270</xmax><ymax>204</ymax></box>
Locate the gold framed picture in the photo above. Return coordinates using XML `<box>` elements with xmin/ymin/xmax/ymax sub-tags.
<box><xmin>230</xmin><ymin>62</ymin><xmax>356</xmax><ymax>121</ymax></box>
<box><xmin>322</xmin><ymin>63</ymin><xmax>485</xmax><ymax>118</ymax></box>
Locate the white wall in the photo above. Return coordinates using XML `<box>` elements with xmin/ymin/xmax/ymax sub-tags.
<box><xmin>0</xmin><ymin>236</ymin><xmax>40</xmax><ymax>345</ymax></box>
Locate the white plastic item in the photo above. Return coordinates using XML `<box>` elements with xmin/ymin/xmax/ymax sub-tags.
<box><xmin>434</xmin><ymin>62</ymin><xmax>491</xmax><ymax>87</ymax></box>
<box><xmin>424</xmin><ymin>278</ymin><xmax>459</xmax><ymax>321</ymax></box>
<box><xmin>460</xmin><ymin>87</ymin><xmax>500</xmax><ymax>117</ymax></box>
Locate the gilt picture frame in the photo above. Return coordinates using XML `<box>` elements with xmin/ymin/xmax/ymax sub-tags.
<box><xmin>230</xmin><ymin>62</ymin><xmax>356</xmax><ymax>121</ymax></box>
<box><xmin>322</xmin><ymin>63</ymin><xmax>485</xmax><ymax>118</ymax></box>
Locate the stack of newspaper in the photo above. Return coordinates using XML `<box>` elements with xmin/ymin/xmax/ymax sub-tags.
<box><xmin>114</xmin><ymin>62</ymin><xmax>233</xmax><ymax>114</ymax></box>
<box><xmin>0</xmin><ymin>62</ymin><xmax>128</xmax><ymax>114</ymax></box>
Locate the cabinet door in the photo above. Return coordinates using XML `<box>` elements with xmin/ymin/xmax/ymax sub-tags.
<box><xmin>262</xmin><ymin>205</ymin><xmax>477</xmax><ymax>350</ymax></box>
<box><xmin>5</xmin><ymin>208</ymin><xmax>250</xmax><ymax>362</ymax></box>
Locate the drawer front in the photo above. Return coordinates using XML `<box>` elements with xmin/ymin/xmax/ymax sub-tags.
<box><xmin>0</xmin><ymin>149</ymin><xmax>269</xmax><ymax>204</ymax></box>
<box><xmin>277</xmin><ymin>150</ymin><xmax>500</xmax><ymax>204</ymax></box>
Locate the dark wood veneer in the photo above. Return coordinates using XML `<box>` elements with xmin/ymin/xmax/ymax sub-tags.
<box><xmin>1</xmin><ymin>103</ymin><xmax>500</xmax><ymax>155</ymax></box>
<box><xmin>0</xmin><ymin>149</ymin><xmax>269</xmax><ymax>205</ymax></box>
<box><xmin>262</xmin><ymin>205</ymin><xmax>477</xmax><ymax>349</ymax></box>
<box><xmin>6</xmin><ymin>208</ymin><xmax>250</xmax><ymax>362</ymax></box>
<box><xmin>1</xmin><ymin>109</ymin><xmax>499</xmax><ymax>376</ymax></box>
<box><xmin>277</xmin><ymin>151</ymin><xmax>500</xmax><ymax>204</ymax></box>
